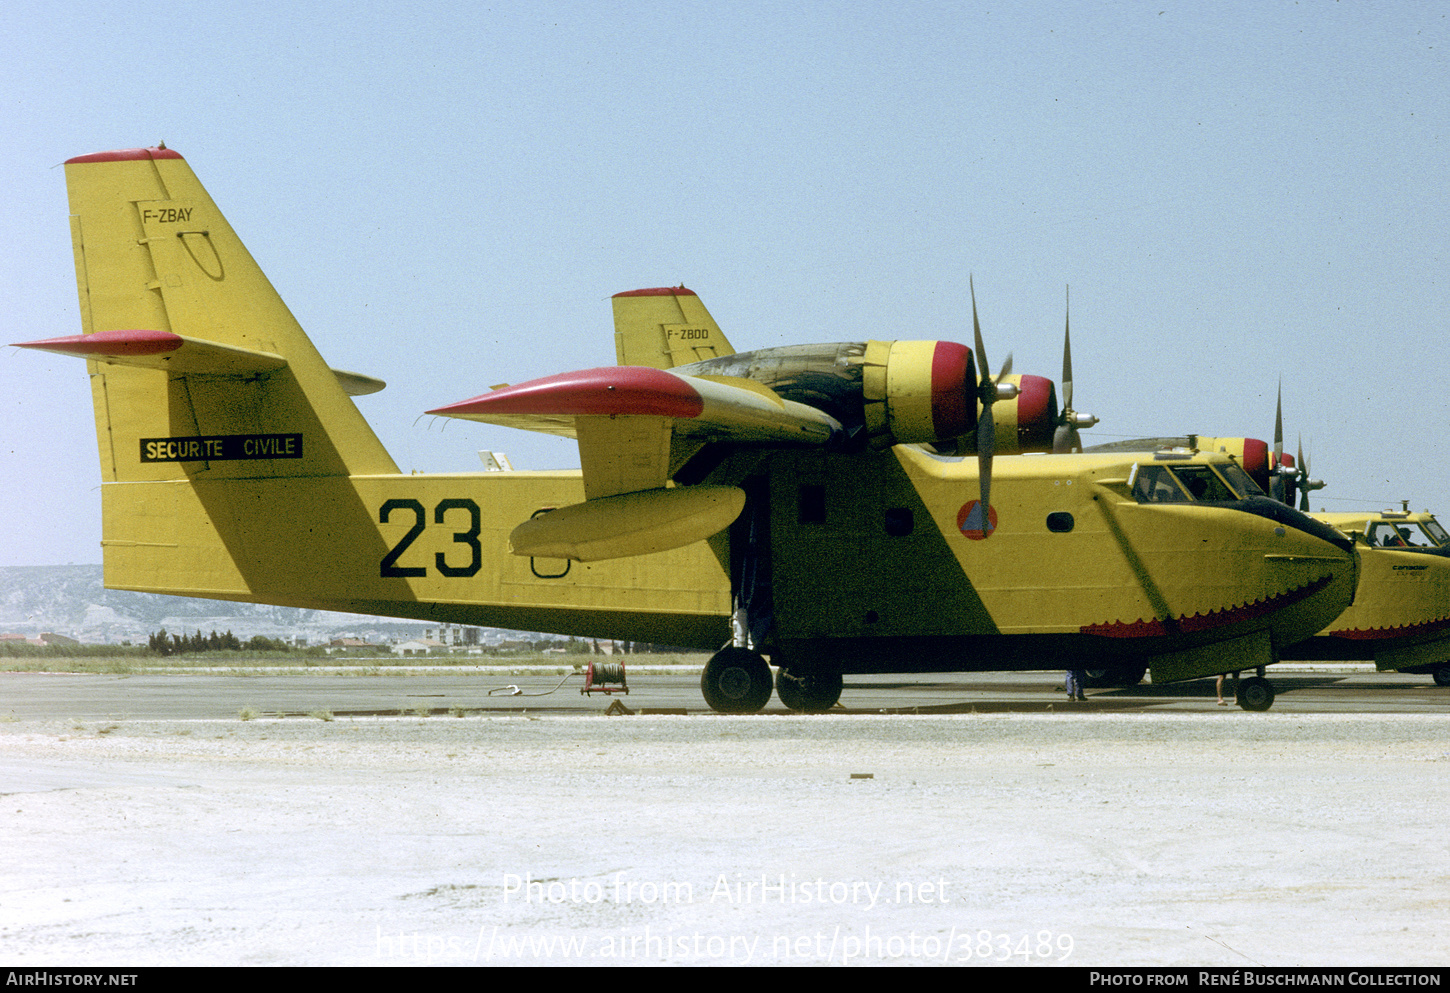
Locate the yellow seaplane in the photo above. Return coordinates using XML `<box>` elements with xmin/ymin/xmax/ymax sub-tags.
<box><xmin>1279</xmin><ymin>505</ymin><xmax>1450</xmax><ymax>685</ymax></box>
<box><xmin>1095</xmin><ymin>412</ymin><xmax>1450</xmax><ymax>693</ymax></box>
<box><xmin>16</xmin><ymin>147</ymin><xmax>1358</xmax><ymax>712</ymax></box>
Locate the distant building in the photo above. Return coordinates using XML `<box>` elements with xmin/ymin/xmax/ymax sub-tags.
<box><xmin>423</xmin><ymin>625</ymin><xmax>481</xmax><ymax>647</ymax></box>
<box><xmin>393</xmin><ymin>639</ymin><xmax>446</xmax><ymax>656</ymax></box>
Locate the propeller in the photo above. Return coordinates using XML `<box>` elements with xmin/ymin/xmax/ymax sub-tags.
<box><xmin>1269</xmin><ymin>382</ymin><xmax>1287</xmax><ymax>503</ymax></box>
<box><xmin>1295</xmin><ymin>437</ymin><xmax>1324</xmax><ymax>511</ymax></box>
<box><xmin>968</xmin><ymin>277</ymin><xmax>1017</xmax><ymax>537</ymax></box>
<box><xmin>1052</xmin><ymin>286</ymin><xmax>1099</xmax><ymax>453</ymax></box>
<box><xmin>1266</xmin><ymin>383</ymin><xmax>1324</xmax><ymax>509</ymax></box>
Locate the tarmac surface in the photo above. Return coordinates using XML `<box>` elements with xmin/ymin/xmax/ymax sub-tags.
<box><xmin>2</xmin><ymin>664</ymin><xmax>1448</xmax><ymax>967</ymax></box>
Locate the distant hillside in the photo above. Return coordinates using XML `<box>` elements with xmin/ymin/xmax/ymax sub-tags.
<box><xmin>0</xmin><ymin>565</ymin><xmax>432</xmax><ymax>645</ymax></box>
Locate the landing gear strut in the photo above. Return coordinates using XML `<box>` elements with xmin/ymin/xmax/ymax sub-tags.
<box><xmin>701</xmin><ymin>647</ymin><xmax>773</xmax><ymax>714</ymax></box>
<box><xmin>775</xmin><ymin>667</ymin><xmax>843</xmax><ymax>713</ymax></box>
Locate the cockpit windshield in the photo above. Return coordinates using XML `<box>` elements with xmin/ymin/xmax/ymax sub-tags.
<box><xmin>1131</xmin><ymin>462</ymin><xmax>1251</xmax><ymax>505</ymax></box>
<box><xmin>1367</xmin><ymin>519</ymin><xmax>1450</xmax><ymax>548</ymax></box>
<box><xmin>1215</xmin><ymin>462</ymin><xmax>1265</xmax><ymax>498</ymax></box>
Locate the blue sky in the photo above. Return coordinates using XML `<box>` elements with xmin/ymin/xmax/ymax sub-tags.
<box><xmin>3</xmin><ymin>1</ymin><xmax>1447</xmax><ymax>565</ymax></box>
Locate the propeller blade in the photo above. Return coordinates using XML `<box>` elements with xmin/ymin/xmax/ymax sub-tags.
<box><xmin>971</xmin><ymin>276</ymin><xmax>990</xmax><ymax>396</ymax></box>
<box><xmin>1052</xmin><ymin>286</ymin><xmax>1093</xmax><ymax>454</ymax></box>
<box><xmin>978</xmin><ymin>404</ymin><xmax>994</xmax><ymax>523</ymax></box>
<box><xmin>1061</xmin><ymin>286</ymin><xmax>1074</xmax><ymax>414</ymax></box>
<box><xmin>970</xmin><ymin>276</ymin><xmax>996</xmax><ymax>534</ymax></box>
<box><xmin>1269</xmin><ymin>382</ymin><xmax>1287</xmax><ymax>503</ymax></box>
<box><xmin>1297</xmin><ymin>438</ymin><xmax>1310</xmax><ymax>511</ymax></box>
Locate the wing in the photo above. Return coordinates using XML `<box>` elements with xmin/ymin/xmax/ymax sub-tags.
<box><xmin>429</xmin><ymin>365</ymin><xmax>840</xmax><ymax>497</ymax></box>
<box><xmin>428</xmin><ymin>365</ymin><xmax>840</xmax><ymax>561</ymax></box>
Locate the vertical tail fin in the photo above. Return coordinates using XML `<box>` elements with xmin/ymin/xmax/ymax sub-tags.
<box><xmin>57</xmin><ymin>147</ymin><xmax>397</xmax><ymax>482</ymax></box>
<box><xmin>611</xmin><ymin>286</ymin><xmax>735</xmax><ymax>369</ymax></box>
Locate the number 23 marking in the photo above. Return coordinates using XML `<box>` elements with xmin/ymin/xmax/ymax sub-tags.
<box><xmin>379</xmin><ymin>498</ymin><xmax>482</xmax><ymax>578</ymax></box>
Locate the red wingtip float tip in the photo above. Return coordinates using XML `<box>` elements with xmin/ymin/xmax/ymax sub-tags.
<box><xmin>64</xmin><ymin>147</ymin><xmax>184</xmax><ymax>165</ymax></box>
<box><xmin>428</xmin><ymin>366</ymin><xmax>705</xmax><ymax>419</ymax></box>
<box><xmin>611</xmin><ymin>286</ymin><xmax>697</xmax><ymax>298</ymax></box>
<box><xmin>12</xmin><ymin>329</ymin><xmax>183</xmax><ymax>357</ymax></box>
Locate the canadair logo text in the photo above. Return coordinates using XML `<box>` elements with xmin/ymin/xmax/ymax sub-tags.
<box><xmin>140</xmin><ymin>434</ymin><xmax>303</xmax><ymax>462</ymax></box>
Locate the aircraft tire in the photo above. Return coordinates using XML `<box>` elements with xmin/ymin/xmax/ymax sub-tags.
<box><xmin>1083</xmin><ymin>664</ymin><xmax>1148</xmax><ymax>688</ymax></box>
<box><xmin>1236</xmin><ymin>676</ymin><xmax>1275</xmax><ymax>712</ymax></box>
<box><xmin>701</xmin><ymin>647</ymin><xmax>774</xmax><ymax>714</ymax></box>
<box><xmin>775</xmin><ymin>667</ymin><xmax>843</xmax><ymax>713</ymax></box>
<box><xmin>1433</xmin><ymin>665</ymin><xmax>1450</xmax><ymax>687</ymax></box>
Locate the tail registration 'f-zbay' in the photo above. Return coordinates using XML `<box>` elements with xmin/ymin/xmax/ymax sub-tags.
<box><xmin>17</xmin><ymin>147</ymin><xmax>1358</xmax><ymax>712</ymax></box>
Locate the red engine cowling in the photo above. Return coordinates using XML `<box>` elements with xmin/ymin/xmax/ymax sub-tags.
<box><xmin>994</xmin><ymin>374</ymin><xmax>1059</xmax><ymax>454</ymax></box>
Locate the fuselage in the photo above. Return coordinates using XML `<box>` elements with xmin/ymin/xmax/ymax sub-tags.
<box><xmin>709</xmin><ymin>445</ymin><xmax>1357</xmax><ymax>678</ymax></box>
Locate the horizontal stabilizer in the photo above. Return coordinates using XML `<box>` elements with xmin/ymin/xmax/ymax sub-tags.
<box><xmin>14</xmin><ymin>330</ymin><xmax>386</xmax><ymax>395</ymax></box>
<box><xmin>330</xmin><ymin>368</ymin><xmax>387</xmax><ymax>396</ymax></box>
<box><xmin>428</xmin><ymin>365</ymin><xmax>841</xmax><ymax>444</ymax></box>
<box><xmin>510</xmin><ymin>486</ymin><xmax>745</xmax><ymax>561</ymax></box>
<box><xmin>14</xmin><ymin>329</ymin><xmax>285</xmax><ymax>375</ymax></box>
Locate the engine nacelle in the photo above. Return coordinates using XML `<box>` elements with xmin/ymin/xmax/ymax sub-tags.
<box><xmin>673</xmin><ymin>341</ymin><xmax>1068</xmax><ymax>452</ymax></box>
<box><xmin>675</xmin><ymin>340</ymin><xmax>980</xmax><ymax>447</ymax></box>
<box><xmin>858</xmin><ymin>339</ymin><xmax>976</xmax><ymax>446</ymax></box>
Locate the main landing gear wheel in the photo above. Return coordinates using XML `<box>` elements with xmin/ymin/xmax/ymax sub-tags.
<box><xmin>701</xmin><ymin>647</ymin><xmax>774</xmax><ymax>714</ymax></box>
<box><xmin>1433</xmin><ymin>665</ymin><xmax>1450</xmax><ymax>687</ymax></box>
<box><xmin>1236</xmin><ymin>676</ymin><xmax>1276</xmax><ymax>712</ymax></box>
<box><xmin>775</xmin><ymin>668</ymin><xmax>843</xmax><ymax>713</ymax></box>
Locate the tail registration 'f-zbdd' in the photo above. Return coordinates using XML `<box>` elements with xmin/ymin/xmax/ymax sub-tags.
<box><xmin>18</xmin><ymin>147</ymin><xmax>1359</xmax><ymax>712</ymax></box>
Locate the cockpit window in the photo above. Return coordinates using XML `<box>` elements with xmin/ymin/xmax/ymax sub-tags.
<box><xmin>1425</xmin><ymin>519</ymin><xmax>1449</xmax><ymax>545</ymax></box>
<box><xmin>1169</xmin><ymin>465</ymin><xmax>1239</xmax><ymax>502</ymax></box>
<box><xmin>1132</xmin><ymin>463</ymin><xmax>1246</xmax><ymax>504</ymax></box>
<box><xmin>1368</xmin><ymin>521</ymin><xmax>1446</xmax><ymax>548</ymax></box>
<box><xmin>1215</xmin><ymin>462</ymin><xmax>1264</xmax><ymax>498</ymax></box>
<box><xmin>1132</xmin><ymin>465</ymin><xmax>1189</xmax><ymax>503</ymax></box>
